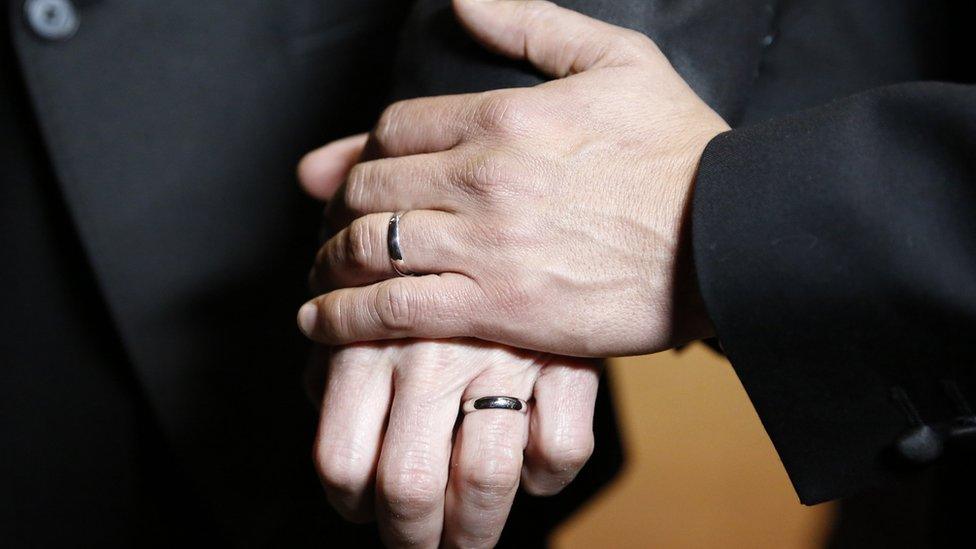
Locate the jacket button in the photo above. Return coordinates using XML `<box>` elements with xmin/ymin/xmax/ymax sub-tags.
<box><xmin>24</xmin><ymin>0</ymin><xmax>79</xmax><ymax>41</ymax></box>
<box><xmin>893</xmin><ymin>424</ymin><xmax>944</xmax><ymax>465</ymax></box>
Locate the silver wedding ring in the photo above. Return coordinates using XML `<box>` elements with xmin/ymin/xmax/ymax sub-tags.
<box><xmin>462</xmin><ymin>396</ymin><xmax>528</xmax><ymax>415</ymax></box>
<box><xmin>388</xmin><ymin>211</ymin><xmax>414</xmax><ymax>277</ymax></box>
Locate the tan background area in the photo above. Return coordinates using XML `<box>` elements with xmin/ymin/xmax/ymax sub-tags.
<box><xmin>553</xmin><ymin>344</ymin><xmax>836</xmax><ymax>548</ymax></box>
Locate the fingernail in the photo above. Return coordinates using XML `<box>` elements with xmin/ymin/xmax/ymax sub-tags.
<box><xmin>298</xmin><ymin>303</ymin><xmax>318</xmax><ymax>335</ymax></box>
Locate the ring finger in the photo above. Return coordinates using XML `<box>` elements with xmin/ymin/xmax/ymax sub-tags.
<box><xmin>443</xmin><ymin>368</ymin><xmax>535</xmax><ymax>548</ymax></box>
<box><xmin>310</xmin><ymin>210</ymin><xmax>465</xmax><ymax>292</ymax></box>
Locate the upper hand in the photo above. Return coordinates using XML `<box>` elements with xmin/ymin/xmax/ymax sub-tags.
<box><xmin>297</xmin><ymin>0</ymin><xmax>729</xmax><ymax>357</ymax></box>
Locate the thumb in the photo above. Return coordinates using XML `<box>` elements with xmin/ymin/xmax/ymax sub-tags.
<box><xmin>452</xmin><ymin>0</ymin><xmax>648</xmax><ymax>78</ymax></box>
<box><xmin>297</xmin><ymin>133</ymin><xmax>368</xmax><ymax>201</ymax></box>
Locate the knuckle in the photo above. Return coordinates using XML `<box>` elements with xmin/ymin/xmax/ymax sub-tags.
<box><xmin>314</xmin><ymin>240</ymin><xmax>335</xmax><ymax>273</ymax></box>
<box><xmin>465</xmin><ymin>211</ymin><xmax>535</xmax><ymax>258</ymax></box>
<box><xmin>616</xmin><ymin>29</ymin><xmax>661</xmax><ymax>62</ymax></box>
<box><xmin>477</xmin><ymin>94</ymin><xmax>533</xmax><ymax>138</ymax></box>
<box><xmin>378</xmin><ymin>471</ymin><xmax>442</xmax><ymax>520</ymax></box>
<box><xmin>343</xmin><ymin>163</ymin><xmax>370</xmax><ymax>213</ymax></box>
<box><xmin>315</xmin><ymin>443</ymin><xmax>368</xmax><ymax>497</ymax></box>
<box><xmin>520</xmin><ymin>0</ymin><xmax>557</xmax><ymax>25</ymax></box>
<box><xmin>492</xmin><ymin>216</ymin><xmax>537</xmax><ymax>248</ymax></box>
<box><xmin>318</xmin><ymin>296</ymin><xmax>347</xmax><ymax>343</ymax></box>
<box><xmin>539</xmin><ymin>435</ymin><xmax>594</xmax><ymax>476</ymax></box>
<box><xmin>374</xmin><ymin>280</ymin><xmax>415</xmax><ymax>332</ymax></box>
<box><xmin>459</xmin><ymin>466</ymin><xmax>520</xmax><ymax>509</ymax></box>
<box><xmin>618</xmin><ymin>28</ymin><xmax>652</xmax><ymax>49</ymax></box>
<box><xmin>373</xmin><ymin>100</ymin><xmax>407</xmax><ymax>150</ymax></box>
<box><xmin>462</xmin><ymin>152</ymin><xmax>520</xmax><ymax>197</ymax></box>
<box><xmin>345</xmin><ymin>217</ymin><xmax>375</xmax><ymax>269</ymax></box>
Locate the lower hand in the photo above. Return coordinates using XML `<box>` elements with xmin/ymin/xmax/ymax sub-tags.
<box><xmin>313</xmin><ymin>341</ymin><xmax>599</xmax><ymax>548</ymax></box>
<box><xmin>297</xmin><ymin>0</ymin><xmax>729</xmax><ymax>357</ymax></box>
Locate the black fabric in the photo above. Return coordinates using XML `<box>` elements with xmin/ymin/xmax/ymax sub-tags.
<box><xmin>0</xmin><ymin>16</ymin><xmax>217</xmax><ymax>545</ymax></box>
<box><xmin>827</xmin><ymin>450</ymin><xmax>976</xmax><ymax>549</ymax></box>
<box><xmin>392</xmin><ymin>0</ymin><xmax>782</xmax><ymax>122</ymax></box>
<box><xmin>694</xmin><ymin>83</ymin><xmax>976</xmax><ymax>504</ymax></box>
<box><xmin>5</xmin><ymin>0</ymin><xmax>411</xmax><ymax>544</ymax></box>
<box><xmin>2</xmin><ymin>0</ymin><xmax>623</xmax><ymax>546</ymax></box>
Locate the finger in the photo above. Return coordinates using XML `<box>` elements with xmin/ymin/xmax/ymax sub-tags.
<box><xmin>321</xmin><ymin>151</ymin><xmax>465</xmax><ymax>229</ymax></box>
<box><xmin>310</xmin><ymin>211</ymin><xmax>465</xmax><ymax>293</ymax></box>
<box><xmin>443</xmin><ymin>371</ymin><xmax>533</xmax><ymax>548</ymax></box>
<box><xmin>298</xmin><ymin>133</ymin><xmax>369</xmax><ymax>201</ymax></box>
<box><xmin>323</xmin><ymin>98</ymin><xmax>506</xmax><ymax>227</ymax></box>
<box><xmin>362</xmin><ymin>90</ymin><xmax>510</xmax><ymax>159</ymax></box>
<box><xmin>521</xmin><ymin>357</ymin><xmax>599</xmax><ymax>495</ymax></box>
<box><xmin>314</xmin><ymin>344</ymin><xmax>396</xmax><ymax>522</ymax></box>
<box><xmin>297</xmin><ymin>273</ymin><xmax>484</xmax><ymax>345</ymax></box>
<box><xmin>375</xmin><ymin>343</ymin><xmax>469</xmax><ymax>547</ymax></box>
<box><xmin>340</xmin><ymin>151</ymin><xmax>470</xmax><ymax>217</ymax></box>
<box><xmin>452</xmin><ymin>0</ymin><xmax>653</xmax><ymax>77</ymax></box>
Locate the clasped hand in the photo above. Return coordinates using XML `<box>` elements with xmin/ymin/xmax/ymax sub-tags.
<box><xmin>297</xmin><ymin>1</ymin><xmax>728</xmax><ymax>546</ymax></box>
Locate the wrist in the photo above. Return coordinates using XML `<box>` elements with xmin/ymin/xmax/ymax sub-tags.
<box><xmin>669</xmin><ymin>124</ymin><xmax>726</xmax><ymax>346</ymax></box>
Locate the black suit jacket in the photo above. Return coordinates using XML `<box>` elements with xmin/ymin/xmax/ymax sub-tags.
<box><xmin>3</xmin><ymin>1</ymin><xmax>414</xmax><ymax>545</ymax></box>
<box><xmin>4</xmin><ymin>0</ymin><xmax>973</xmax><ymax>545</ymax></box>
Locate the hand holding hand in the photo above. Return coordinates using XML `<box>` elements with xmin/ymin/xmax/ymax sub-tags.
<box><xmin>298</xmin><ymin>0</ymin><xmax>728</xmax><ymax>357</ymax></box>
<box><xmin>298</xmin><ymin>118</ymin><xmax>602</xmax><ymax>548</ymax></box>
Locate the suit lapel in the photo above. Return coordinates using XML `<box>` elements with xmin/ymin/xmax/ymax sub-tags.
<box><xmin>9</xmin><ymin>0</ymin><xmax>407</xmax><ymax>543</ymax></box>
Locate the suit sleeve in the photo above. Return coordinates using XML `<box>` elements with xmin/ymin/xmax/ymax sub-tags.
<box><xmin>692</xmin><ymin>81</ymin><xmax>976</xmax><ymax>504</ymax></box>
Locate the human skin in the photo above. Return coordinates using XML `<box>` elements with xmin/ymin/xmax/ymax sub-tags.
<box><xmin>299</xmin><ymin>134</ymin><xmax>601</xmax><ymax>548</ymax></box>
<box><xmin>298</xmin><ymin>0</ymin><xmax>727</xmax><ymax>358</ymax></box>
<box><xmin>298</xmin><ymin>1</ymin><xmax>730</xmax><ymax>545</ymax></box>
